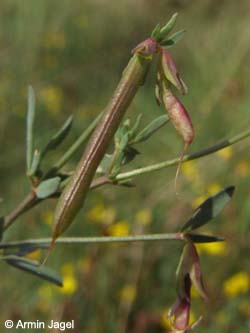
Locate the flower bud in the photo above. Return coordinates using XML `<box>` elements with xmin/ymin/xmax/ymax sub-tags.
<box><xmin>161</xmin><ymin>48</ymin><xmax>187</xmax><ymax>95</ymax></box>
<box><xmin>132</xmin><ymin>37</ymin><xmax>158</xmax><ymax>56</ymax></box>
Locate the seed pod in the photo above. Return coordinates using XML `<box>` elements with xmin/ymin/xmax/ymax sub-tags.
<box><xmin>161</xmin><ymin>48</ymin><xmax>187</xmax><ymax>95</ymax></box>
<box><xmin>162</xmin><ymin>83</ymin><xmax>194</xmax><ymax>190</ymax></box>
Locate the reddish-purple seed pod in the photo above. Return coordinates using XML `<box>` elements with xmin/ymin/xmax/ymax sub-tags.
<box><xmin>162</xmin><ymin>84</ymin><xmax>194</xmax><ymax>190</ymax></box>
<box><xmin>161</xmin><ymin>48</ymin><xmax>187</xmax><ymax>95</ymax></box>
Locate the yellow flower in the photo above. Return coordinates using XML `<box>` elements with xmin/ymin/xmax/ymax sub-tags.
<box><xmin>120</xmin><ymin>284</ymin><xmax>137</xmax><ymax>303</ymax></box>
<box><xmin>196</xmin><ymin>242</ymin><xmax>228</xmax><ymax>256</ymax></box>
<box><xmin>207</xmin><ymin>182</ymin><xmax>221</xmax><ymax>195</ymax></box>
<box><xmin>217</xmin><ymin>146</ymin><xmax>233</xmax><ymax>160</ymax></box>
<box><xmin>235</xmin><ymin>161</ymin><xmax>249</xmax><ymax>177</ymax></box>
<box><xmin>58</xmin><ymin>274</ymin><xmax>77</xmax><ymax>295</ymax></box>
<box><xmin>25</xmin><ymin>249</ymin><xmax>41</xmax><ymax>261</ymax></box>
<box><xmin>192</xmin><ymin>195</ymin><xmax>207</xmax><ymax>209</ymax></box>
<box><xmin>40</xmin><ymin>85</ymin><xmax>63</xmax><ymax>115</ymax></box>
<box><xmin>135</xmin><ymin>209</ymin><xmax>152</xmax><ymax>226</ymax></box>
<box><xmin>108</xmin><ymin>220</ymin><xmax>130</xmax><ymax>236</ymax></box>
<box><xmin>87</xmin><ymin>203</ymin><xmax>116</xmax><ymax>225</ymax></box>
<box><xmin>57</xmin><ymin>263</ymin><xmax>77</xmax><ymax>295</ymax></box>
<box><xmin>223</xmin><ymin>272</ymin><xmax>249</xmax><ymax>298</ymax></box>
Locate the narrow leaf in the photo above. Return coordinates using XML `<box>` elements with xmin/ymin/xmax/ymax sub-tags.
<box><xmin>151</xmin><ymin>23</ymin><xmax>161</xmax><ymax>39</ymax></box>
<box><xmin>42</xmin><ymin>115</ymin><xmax>73</xmax><ymax>157</ymax></box>
<box><xmin>158</xmin><ymin>13</ymin><xmax>178</xmax><ymax>41</ymax></box>
<box><xmin>35</xmin><ymin>177</ymin><xmax>61</xmax><ymax>199</ymax></box>
<box><xmin>160</xmin><ymin>30</ymin><xmax>186</xmax><ymax>47</ymax></box>
<box><xmin>97</xmin><ymin>154</ymin><xmax>112</xmax><ymax>174</ymax></box>
<box><xmin>6</xmin><ymin>259</ymin><xmax>63</xmax><ymax>286</ymax></box>
<box><xmin>181</xmin><ymin>186</ymin><xmax>235</xmax><ymax>232</ymax></box>
<box><xmin>186</xmin><ymin>233</ymin><xmax>225</xmax><ymax>243</ymax></box>
<box><xmin>29</xmin><ymin>149</ymin><xmax>41</xmax><ymax>176</ymax></box>
<box><xmin>134</xmin><ymin>115</ymin><xmax>169</xmax><ymax>143</ymax></box>
<box><xmin>26</xmin><ymin>85</ymin><xmax>36</xmax><ymax>173</ymax></box>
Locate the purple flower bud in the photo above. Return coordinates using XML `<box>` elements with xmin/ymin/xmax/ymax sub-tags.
<box><xmin>161</xmin><ymin>48</ymin><xmax>187</xmax><ymax>95</ymax></box>
<box><xmin>132</xmin><ymin>37</ymin><xmax>158</xmax><ymax>56</ymax></box>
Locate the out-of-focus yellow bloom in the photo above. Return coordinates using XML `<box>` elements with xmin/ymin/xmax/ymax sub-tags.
<box><xmin>57</xmin><ymin>263</ymin><xmax>77</xmax><ymax>295</ymax></box>
<box><xmin>182</xmin><ymin>160</ymin><xmax>200</xmax><ymax>182</ymax></box>
<box><xmin>120</xmin><ymin>284</ymin><xmax>136</xmax><ymax>303</ymax></box>
<box><xmin>217</xmin><ymin>146</ymin><xmax>233</xmax><ymax>160</ymax></box>
<box><xmin>192</xmin><ymin>195</ymin><xmax>207</xmax><ymax>209</ymax></box>
<box><xmin>235</xmin><ymin>161</ymin><xmax>249</xmax><ymax>177</ymax></box>
<box><xmin>87</xmin><ymin>203</ymin><xmax>116</xmax><ymax>225</ymax></box>
<box><xmin>40</xmin><ymin>85</ymin><xmax>63</xmax><ymax>115</ymax></box>
<box><xmin>135</xmin><ymin>209</ymin><xmax>152</xmax><ymax>226</ymax></box>
<box><xmin>108</xmin><ymin>220</ymin><xmax>130</xmax><ymax>236</ymax></box>
<box><xmin>223</xmin><ymin>272</ymin><xmax>249</xmax><ymax>298</ymax></box>
<box><xmin>58</xmin><ymin>275</ymin><xmax>77</xmax><ymax>295</ymax></box>
<box><xmin>25</xmin><ymin>249</ymin><xmax>41</xmax><ymax>261</ymax></box>
<box><xmin>42</xmin><ymin>31</ymin><xmax>66</xmax><ymax>49</ymax></box>
<box><xmin>196</xmin><ymin>242</ymin><xmax>228</xmax><ymax>256</ymax></box>
<box><xmin>207</xmin><ymin>182</ymin><xmax>221</xmax><ymax>195</ymax></box>
<box><xmin>239</xmin><ymin>299</ymin><xmax>250</xmax><ymax>316</ymax></box>
<box><xmin>42</xmin><ymin>211</ymin><xmax>53</xmax><ymax>225</ymax></box>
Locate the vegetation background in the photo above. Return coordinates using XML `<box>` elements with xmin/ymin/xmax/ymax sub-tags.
<box><xmin>0</xmin><ymin>0</ymin><xmax>249</xmax><ymax>332</ymax></box>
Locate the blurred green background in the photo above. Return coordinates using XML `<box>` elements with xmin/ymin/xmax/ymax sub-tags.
<box><xmin>0</xmin><ymin>0</ymin><xmax>250</xmax><ymax>332</ymax></box>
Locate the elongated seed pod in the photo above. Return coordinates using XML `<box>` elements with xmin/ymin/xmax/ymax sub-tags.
<box><xmin>161</xmin><ymin>48</ymin><xmax>187</xmax><ymax>95</ymax></box>
<box><xmin>162</xmin><ymin>83</ymin><xmax>194</xmax><ymax>189</ymax></box>
<box><xmin>46</xmin><ymin>39</ymin><xmax>157</xmax><ymax>258</ymax></box>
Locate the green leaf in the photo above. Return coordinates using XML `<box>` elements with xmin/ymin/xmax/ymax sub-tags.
<box><xmin>29</xmin><ymin>149</ymin><xmax>41</xmax><ymax>177</ymax></box>
<box><xmin>158</xmin><ymin>13</ymin><xmax>178</xmax><ymax>41</ymax></box>
<box><xmin>128</xmin><ymin>114</ymin><xmax>142</xmax><ymax>140</ymax></box>
<box><xmin>133</xmin><ymin>115</ymin><xmax>169</xmax><ymax>143</ymax></box>
<box><xmin>6</xmin><ymin>259</ymin><xmax>63</xmax><ymax>286</ymax></box>
<box><xmin>181</xmin><ymin>186</ymin><xmax>235</xmax><ymax>232</ymax></box>
<box><xmin>160</xmin><ymin>30</ymin><xmax>186</xmax><ymax>47</ymax></box>
<box><xmin>97</xmin><ymin>154</ymin><xmax>112</xmax><ymax>174</ymax></box>
<box><xmin>42</xmin><ymin>115</ymin><xmax>73</xmax><ymax>157</ymax></box>
<box><xmin>151</xmin><ymin>23</ymin><xmax>161</xmax><ymax>39</ymax></box>
<box><xmin>186</xmin><ymin>233</ymin><xmax>225</xmax><ymax>243</ymax></box>
<box><xmin>35</xmin><ymin>177</ymin><xmax>61</xmax><ymax>199</ymax></box>
<box><xmin>26</xmin><ymin>85</ymin><xmax>36</xmax><ymax>173</ymax></box>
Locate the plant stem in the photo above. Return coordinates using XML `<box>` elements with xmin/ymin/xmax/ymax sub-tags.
<box><xmin>45</xmin><ymin>111</ymin><xmax>104</xmax><ymax>177</ymax></box>
<box><xmin>116</xmin><ymin>127</ymin><xmax>250</xmax><ymax>181</ymax></box>
<box><xmin>3</xmin><ymin>192</ymin><xmax>36</xmax><ymax>230</ymax></box>
<box><xmin>3</xmin><ymin>176</ymin><xmax>111</xmax><ymax>231</ymax></box>
<box><xmin>0</xmin><ymin>233</ymin><xmax>184</xmax><ymax>248</ymax></box>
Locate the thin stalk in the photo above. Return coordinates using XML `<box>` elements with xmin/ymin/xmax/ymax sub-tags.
<box><xmin>46</xmin><ymin>111</ymin><xmax>103</xmax><ymax>177</ymax></box>
<box><xmin>116</xmin><ymin>128</ymin><xmax>250</xmax><ymax>181</ymax></box>
<box><xmin>0</xmin><ymin>233</ymin><xmax>184</xmax><ymax>249</ymax></box>
<box><xmin>3</xmin><ymin>192</ymin><xmax>36</xmax><ymax>230</ymax></box>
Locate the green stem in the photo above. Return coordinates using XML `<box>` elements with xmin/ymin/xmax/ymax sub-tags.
<box><xmin>46</xmin><ymin>111</ymin><xmax>103</xmax><ymax>177</ymax></box>
<box><xmin>116</xmin><ymin>128</ymin><xmax>250</xmax><ymax>181</ymax></box>
<box><xmin>0</xmin><ymin>233</ymin><xmax>183</xmax><ymax>249</ymax></box>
